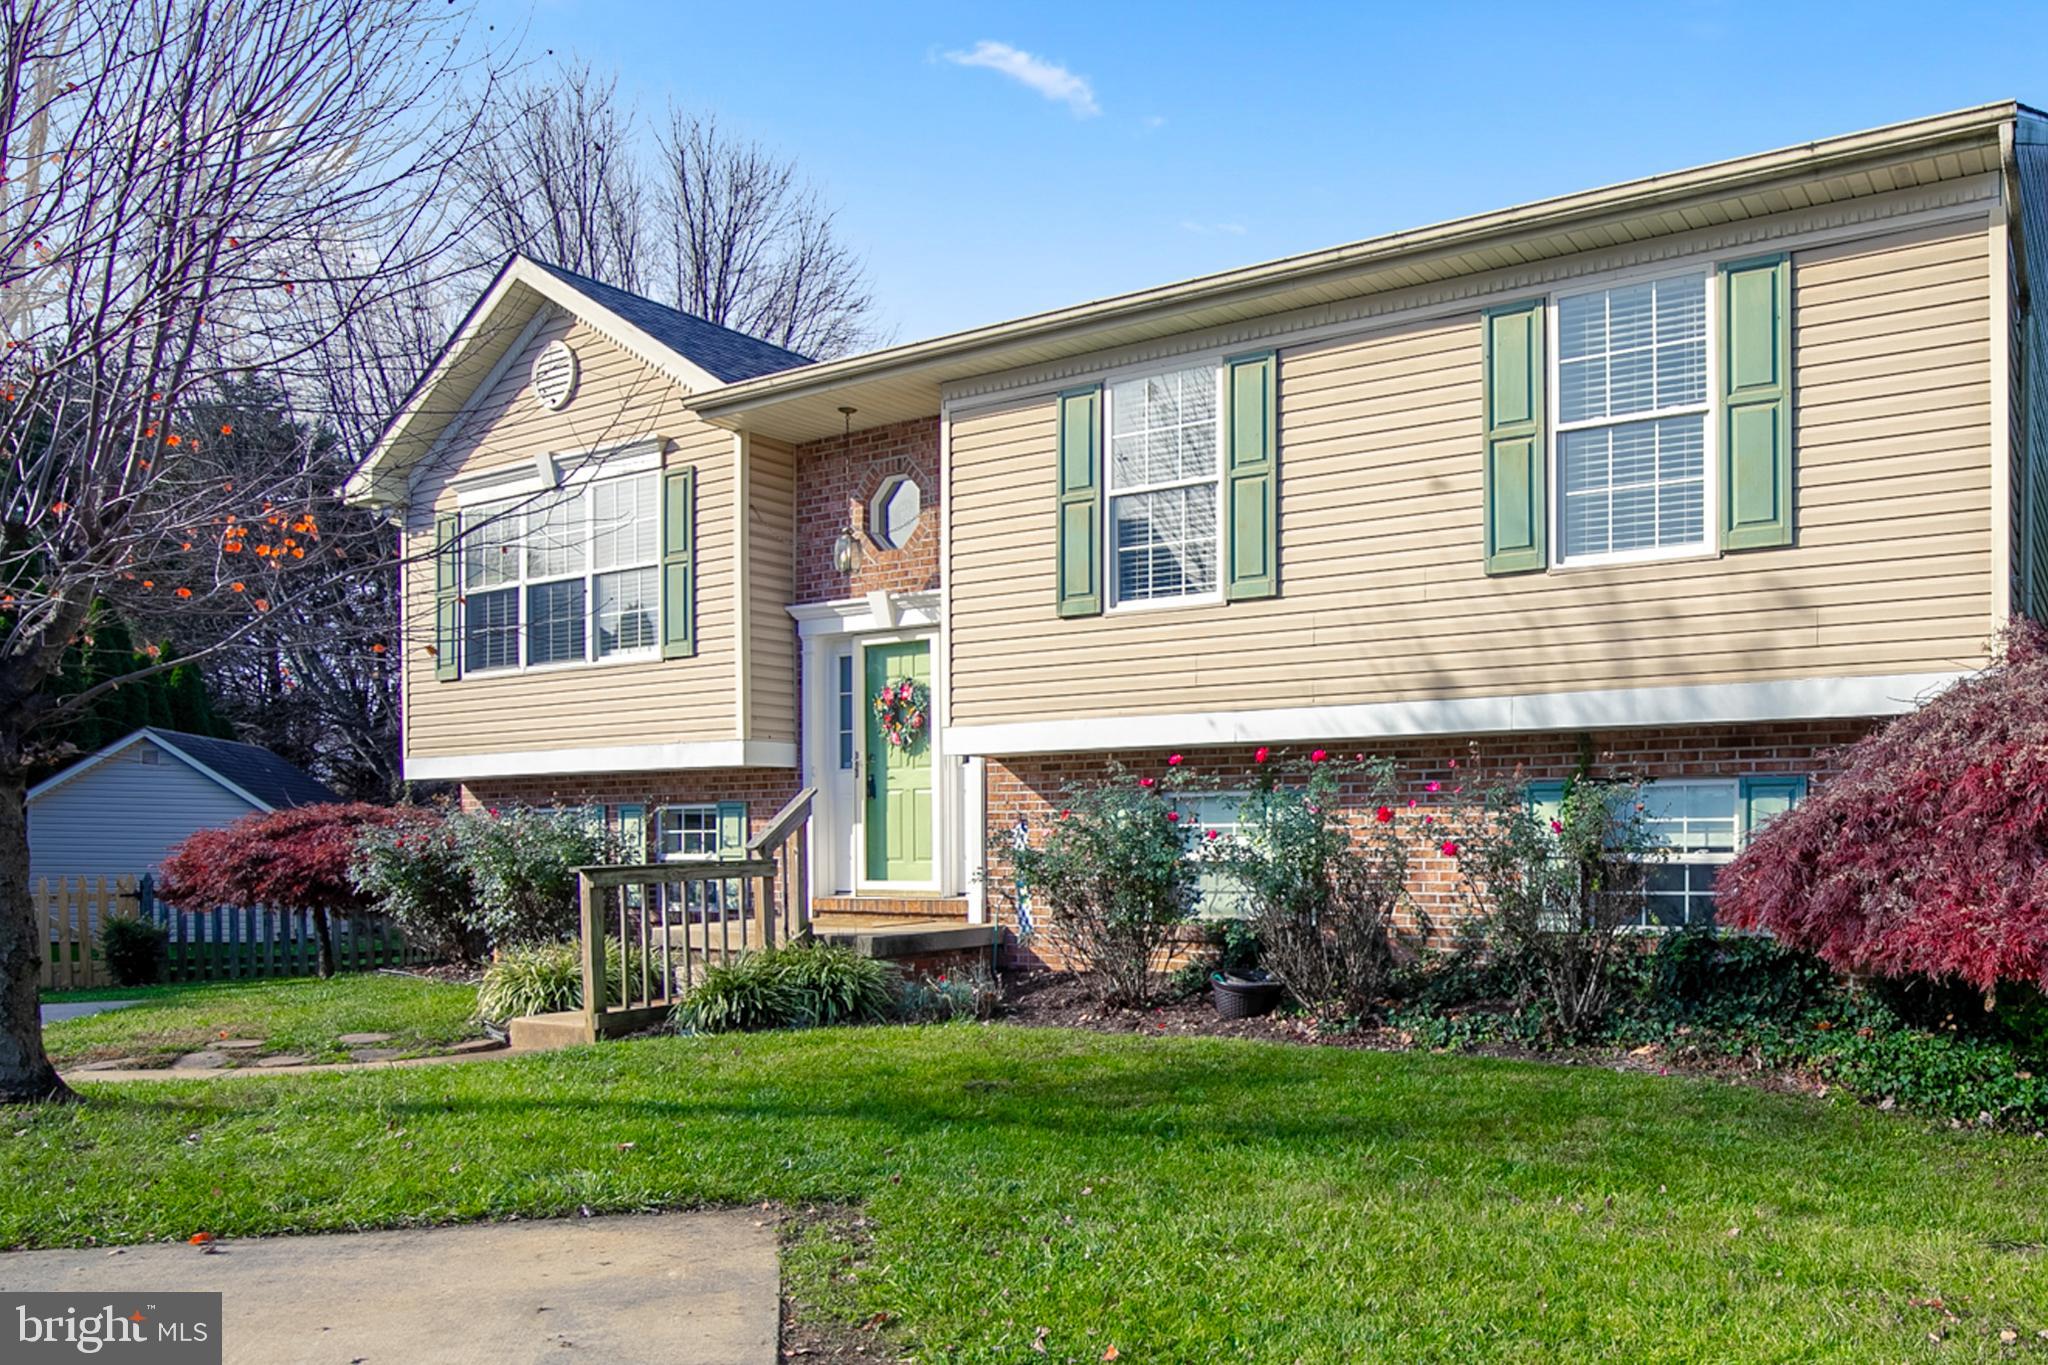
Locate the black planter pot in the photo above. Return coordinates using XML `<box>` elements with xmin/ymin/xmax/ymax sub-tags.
<box><xmin>1211</xmin><ymin>970</ymin><xmax>1283</xmax><ymax>1020</ymax></box>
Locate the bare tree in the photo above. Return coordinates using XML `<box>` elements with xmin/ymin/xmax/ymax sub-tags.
<box><xmin>457</xmin><ymin>61</ymin><xmax>647</xmax><ymax>293</ymax></box>
<box><xmin>0</xmin><ymin>0</ymin><xmax>503</xmax><ymax>1102</ymax></box>
<box><xmin>656</xmin><ymin>111</ymin><xmax>876</xmax><ymax>357</ymax></box>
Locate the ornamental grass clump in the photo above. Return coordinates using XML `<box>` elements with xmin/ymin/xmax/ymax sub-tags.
<box><xmin>676</xmin><ymin>942</ymin><xmax>899</xmax><ymax>1033</ymax></box>
<box><xmin>1440</xmin><ymin>765</ymin><xmax>1661</xmax><ymax>1040</ymax></box>
<box><xmin>1209</xmin><ymin>750</ymin><xmax>1413</xmax><ymax>1020</ymax></box>
<box><xmin>1008</xmin><ymin>761</ymin><xmax>1204</xmax><ymax>1006</ymax></box>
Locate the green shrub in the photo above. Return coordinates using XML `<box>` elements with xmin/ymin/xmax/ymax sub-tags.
<box><xmin>1008</xmin><ymin>763</ymin><xmax>1203</xmax><ymax>1005</ymax></box>
<box><xmin>1209</xmin><ymin>754</ymin><xmax>1410</xmax><ymax>1020</ymax></box>
<box><xmin>100</xmin><ymin>917</ymin><xmax>166</xmax><ymax>987</ymax></box>
<box><xmin>1630</xmin><ymin>931</ymin><xmax>1840</xmax><ymax>1031</ymax></box>
<box><xmin>1441</xmin><ymin>770</ymin><xmax>1662</xmax><ymax>1040</ymax></box>
<box><xmin>1166</xmin><ymin>918</ymin><xmax>1262</xmax><ymax>1000</ymax></box>
<box><xmin>899</xmin><ymin>965</ymin><xmax>999</xmax><ymax>1022</ymax></box>
<box><xmin>350</xmin><ymin>814</ymin><xmax>487</xmax><ymax>961</ymax></box>
<box><xmin>676</xmin><ymin>942</ymin><xmax>899</xmax><ymax>1033</ymax></box>
<box><xmin>454</xmin><ymin>806</ymin><xmax>614</xmax><ymax>949</ymax></box>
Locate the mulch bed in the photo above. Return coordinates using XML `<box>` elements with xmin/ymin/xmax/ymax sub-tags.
<box><xmin>996</xmin><ymin>969</ymin><xmax>1831</xmax><ymax>1100</ymax></box>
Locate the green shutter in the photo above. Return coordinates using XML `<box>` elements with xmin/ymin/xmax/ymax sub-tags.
<box><xmin>716</xmin><ymin>801</ymin><xmax>748</xmax><ymax>858</ymax></box>
<box><xmin>616</xmin><ymin>804</ymin><xmax>646</xmax><ymax>863</ymax></box>
<box><xmin>1483</xmin><ymin>300</ymin><xmax>1547</xmax><ymax>574</ymax></box>
<box><xmin>1739</xmin><ymin>775</ymin><xmax>1806</xmax><ymax>839</ymax></box>
<box><xmin>661</xmin><ymin>467</ymin><xmax>696</xmax><ymax>658</ymax></box>
<box><xmin>1525</xmin><ymin>780</ymin><xmax>1567</xmax><ymax>826</ymax></box>
<box><xmin>1055</xmin><ymin>385</ymin><xmax>1103</xmax><ymax>618</ymax></box>
<box><xmin>1224</xmin><ymin>351</ymin><xmax>1279</xmax><ymax>600</ymax></box>
<box><xmin>433</xmin><ymin>512</ymin><xmax>460</xmax><ymax>681</ymax></box>
<box><xmin>1720</xmin><ymin>254</ymin><xmax>1794</xmax><ymax>550</ymax></box>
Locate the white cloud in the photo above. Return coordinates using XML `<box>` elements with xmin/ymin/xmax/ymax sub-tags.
<box><xmin>944</xmin><ymin>41</ymin><xmax>1100</xmax><ymax>118</ymax></box>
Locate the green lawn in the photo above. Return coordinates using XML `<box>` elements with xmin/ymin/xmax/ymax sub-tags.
<box><xmin>3</xmin><ymin>1026</ymin><xmax>2045</xmax><ymax>1360</ymax></box>
<box><xmin>39</xmin><ymin>975</ymin><xmax>483</xmax><ymax>1067</ymax></box>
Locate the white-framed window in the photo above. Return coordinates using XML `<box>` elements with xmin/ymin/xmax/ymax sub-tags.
<box><xmin>655</xmin><ymin>804</ymin><xmax>728</xmax><ymax>919</ymax></box>
<box><xmin>1636</xmin><ymin>780</ymin><xmax>1740</xmax><ymax>929</ymax></box>
<box><xmin>1106</xmin><ymin>362</ymin><xmax>1221</xmax><ymax>606</ymax></box>
<box><xmin>460</xmin><ymin>471</ymin><xmax>660</xmax><ymax>673</ymax></box>
<box><xmin>1553</xmin><ymin>272</ymin><xmax>1711</xmax><ymax>566</ymax></box>
<box><xmin>1175</xmin><ymin>792</ymin><xmax>1250</xmax><ymax>919</ymax></box>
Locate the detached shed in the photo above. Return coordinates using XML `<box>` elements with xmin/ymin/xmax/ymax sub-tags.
<box><xmin>27</xmin><ymin>727</ymin><xmax>338</xmax><ymax>886</ymax></box>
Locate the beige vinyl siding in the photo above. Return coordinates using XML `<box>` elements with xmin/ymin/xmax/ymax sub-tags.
<box><xmin>747</xmin><ymin>437</ymin><xmax>798</xmax><ymax>743</ymax></box>
<box><xmin>948</xmin><ymin>221</ymin><xmax>1996</xmax><ymax>726</ymax></box>
<box><xmin>402</xmin><ymin>312</ymin><xmax>741</xmax><ymax>759</ymax></box>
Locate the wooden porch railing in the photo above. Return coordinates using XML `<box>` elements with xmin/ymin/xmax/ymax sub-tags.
<box><xmin>576</xmin><ymin>787</ymin><xmax>815</xmax><ymax>1039</ymax></box>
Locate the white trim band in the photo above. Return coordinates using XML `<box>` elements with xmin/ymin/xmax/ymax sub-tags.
<box><xmin>943</xmin><ymin>672</ymin><xmax>1965</xmax><ymax>757</ymax></box>
<box><xmin>404</xmin><ymin>739</ymin><xmax>798</xmax><ymax>782</ymax></box>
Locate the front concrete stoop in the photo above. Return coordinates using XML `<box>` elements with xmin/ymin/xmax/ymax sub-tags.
<box><xmin>508</xmin><ymin>1010</ymin><xmax>595</xmax><ymax>1052</ymax></box>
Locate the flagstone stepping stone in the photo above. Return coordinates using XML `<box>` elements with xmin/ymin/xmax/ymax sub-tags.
<box><xmin>172</xmin><ymin>1051</ymin><xmax>229</xmax><ymax>1069</ymax></box>
<box><xmin>252</xmin><ymin>1054</ymin><xmax>311</xmax><ymax>1068</ymax></box>
<box><xmin>71</xmin><ymin>1057</ymin><xmax>146</xmax><ymax>1072</ymax></box>
<box><xmin>215</xmin><ymin>1039</ymin><xmax>266</xmax><ymax>1051</ymax></box>
<box><xmin>335</xmin><ymin>1032</ymin><xmax>393</xmax><ymax>1045</ymax></box>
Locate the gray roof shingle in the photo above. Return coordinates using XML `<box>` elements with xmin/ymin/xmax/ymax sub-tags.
<box><xmin>149</xmin><ymin>730</ymin><xmax>340</xmax><ymax>810</ymax></box>
<box><xmin>526</xmin><ymin>260</ymin><xmax>815</xmax><ymax>384</ymax></box>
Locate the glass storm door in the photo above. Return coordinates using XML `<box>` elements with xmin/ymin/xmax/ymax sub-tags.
<box><xmin>861</xmin><ymin>639</ymin><xmax>933</xmax><ymax>884</ymax></box>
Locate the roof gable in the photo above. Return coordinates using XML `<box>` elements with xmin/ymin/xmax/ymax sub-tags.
<box><xmin>28</xmin><ymin>728</ymin><xmax>339</xmax><ymax>812</ymax></box>
<box><xmin>346</xmin><ymin>256</ymin><xmax>814</xmax><ymax>507</ymax></box>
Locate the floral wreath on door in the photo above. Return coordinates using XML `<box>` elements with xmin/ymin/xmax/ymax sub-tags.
<box><xmin>873</xmin><ymin>678</ymin><xmax>929</xmax><ymax>749</ymax></box>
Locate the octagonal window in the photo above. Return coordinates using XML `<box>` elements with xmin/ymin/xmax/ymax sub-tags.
<box><xmin>868</xmin><ymin>474</ymin><xmax>922</xmax><ymax>550</ymax></box>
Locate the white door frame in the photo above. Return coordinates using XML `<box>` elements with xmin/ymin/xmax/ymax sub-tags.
<box><xmin>792</xmin><ymin>592</ymin><xmax>958</xmax><ymax>899</ymax></box>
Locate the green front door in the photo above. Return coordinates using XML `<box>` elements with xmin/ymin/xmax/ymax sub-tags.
<box><xmin>863</xmin><ymin>639</ymin><xmax>933</xmax><ymax>884</ymax></box>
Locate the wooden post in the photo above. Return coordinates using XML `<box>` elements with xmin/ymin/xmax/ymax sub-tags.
<box><xmin>757</xmin><ymin>866</ymin><xmax>776</xmax><ymax>951</ymax></box>
<box><xmin>795</xmin><ymin>823</ymin><xmax>811</xmax><ymax>939</ymax></box>
<box><xmin>579</xmin><ymin>872</ymin><xmax>605</xmax><ymax>1039</ymax></box>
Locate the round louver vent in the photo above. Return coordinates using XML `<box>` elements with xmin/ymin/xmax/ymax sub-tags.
<box><xmin>531</xmin><ymin>339</ymin><xmax>579</xmax><ymax>411</ymax></box>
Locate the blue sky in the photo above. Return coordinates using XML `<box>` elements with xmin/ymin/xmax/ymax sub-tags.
<box><xmin>481</xmin><ymin>0</ymin><xmax>2048</xmax><ymax>344</ymax></box>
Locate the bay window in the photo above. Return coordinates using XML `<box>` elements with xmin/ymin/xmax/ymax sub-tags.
<box><xmin>1107</xmin><ymin>362</ymin><xmax>1220</xmax><ymax>605</ymax></box>
<box><xmin>460</xmin><ymin>471</ymin><xmax>659</xmax><ymax>672</ymax></box>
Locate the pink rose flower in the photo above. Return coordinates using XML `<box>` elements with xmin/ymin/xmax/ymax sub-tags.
<box><xmin>1375</xmin><ymin>806</ymin><xmax>1394</xmax><ymax>823</ymax></box>
<box><xmin>1168</xmin><ymin>753</ymin><xmax>1184</xmax><ymax>767</ymax></box>
<box><xmin>1254</xmin><ymin>747</ymin><xmax>1270</xmax><ymax>764</ymax></box>
<box><xmin>1426</xmin><ymin>780</ymin><xmax>1441</xmax><ymax>794</ymax></box>
<box><xmin>1166</xmin><ymin>810</ymin><xmax>1181</xmax><ymax>822</ymax></box>
<box><xmin>1550</xmin><ymin>819</ymin><xmax>1564</xmax><ymax>834</ymax></box>
<box><xmin>1310</xmin><ymin>749</ymin><xmax>1328</xmax><ymax>763</ymax></box>
<box><xmin>1440</xmin><ymin>840</ymin><xmax>1460</xmax><ymax>858</ymax></box>
<box><xmin>1204</xmin><ymin>828</ymin><xmax>1219</xmax><ymax>841</ymax></box>
<box><xmin>1139</xmin><ymin>777</ymin><xmax>1156</xmax><ymax>788</ymax></box>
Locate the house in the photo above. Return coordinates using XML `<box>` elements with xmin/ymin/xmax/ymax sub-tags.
<box><xmin>28</xmin><ymin>728</ymin><xmax>340</xmax><ymax>887</ymax></box>
<box><xmin>347</xmin><ymin>101</ymin><xmax>2048</xmax><ymax>953</ymax></box>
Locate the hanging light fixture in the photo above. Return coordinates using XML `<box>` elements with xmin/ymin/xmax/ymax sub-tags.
<box><xmin>832</xmin><ymin>405</ymin><xmax>864</xmax><ymax>575</ymax></box>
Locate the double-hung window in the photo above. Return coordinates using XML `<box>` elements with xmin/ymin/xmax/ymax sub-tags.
<box><xmin>1637</xmin><ymin>780</ymin><xmax>1740</xmax><ymax>928</ymax></box>
<box><xmin>655</xmin><ymin>804</ymin><xmax>728</xmax><ymax>920</ymax></box>
<box><xmin>460</xmin><ymin>472</ymin><xmax>660</xmax><ymax>672</ymax></box>
<box><xmin>1107</xmin><ymin>363</ymin><xmax>1221</xmax><ymax>605</ymax></box>
<box><xmin>1174</xmin><ymin>792</ymin><xmax>1251</xmax><ymax>919</ymax></box>
<box><xmin>1554</xmin><ymin>273</ymin><xmax>1710</xmax><ymax>564</ymax></box>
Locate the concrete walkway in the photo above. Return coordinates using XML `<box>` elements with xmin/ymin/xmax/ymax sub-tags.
<box><xmin>40</xmin><ymin>997</ymin><xmax>143</xmax><ymax>1023</ymax></box>
<box><xmin>0</xmin><ymin>1213</ymin><xmax>779</xmax><ymax>1363</ymax></box>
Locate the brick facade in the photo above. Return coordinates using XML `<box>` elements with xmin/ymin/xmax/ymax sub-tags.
<box><xmin>792</xmin><ymin>416</ymin><xmax>940</xmax><ymax>604</ymax></box>
<box><xmin>982</xmin><ymin>719</ymin><xmax>1874</xmax><ymax>970</ymax></box>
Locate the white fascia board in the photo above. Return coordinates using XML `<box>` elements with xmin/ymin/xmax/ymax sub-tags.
<box><xmin>404</xmin><ymin>739</ymin><xmax>798</xmax><ymax>783</ymax></box>
<box><xmin>943</xmin><ymin>672</ymin><xmax>1965</xmax><ymax>758</ymax></box>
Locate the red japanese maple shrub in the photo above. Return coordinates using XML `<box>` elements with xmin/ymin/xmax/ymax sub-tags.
<box><xmin>157</xmin><ymin>803</ymin><xmax>425</xmax><ymax>977</ymax></box>
<box><xmin>1717</xmin><ymin>621</ymin><xmax>2048</xmax><ymax>996</ymax></box>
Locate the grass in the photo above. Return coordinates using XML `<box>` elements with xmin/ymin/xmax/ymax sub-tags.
<box><xmin>38</xmin><ymin>975</ymin><xmax>483</xmax><ymax>1067</ymax></box>
<box><xmin>3</xmin><ymin>1025</ymin><xmax>2046</xmax><ymax>1360</ymax></box>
